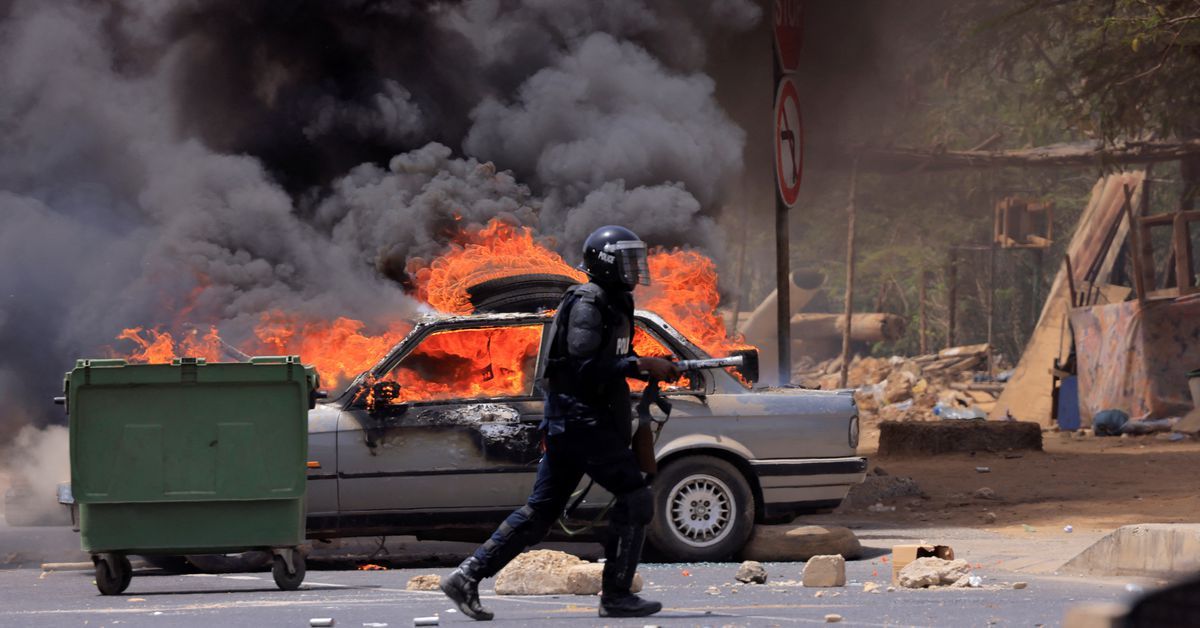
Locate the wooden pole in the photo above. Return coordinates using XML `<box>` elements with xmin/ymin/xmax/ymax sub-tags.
<box><xmin>918</xmin><ymin>270</ymin><xmax>929</xmax><ymax>354</ymax></box>
<box><xmin>1123</xmin><ymin>184</ymin><xmax>1148</xmax><ymax>303</ymax></box>
<box><xmin>837</xmin><ymin>160</ymin><xmax>859</xmax><ymax>389</ymax></box>
<box><xmin>946</xmin><ymin>249</ymin><xmax>958</xmax><ymax>348</ymax></box>
<box><xmin>986</xmin><ymin>245</ymin><xmax>996</xmax><ymax>374</ymax></box>
<box><xmin>1064</xmin><ymin>254</ymin><xmax>1078</xmax><ymax>308</ymax></box>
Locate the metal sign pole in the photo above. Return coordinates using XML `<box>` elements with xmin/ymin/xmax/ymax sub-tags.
<box><xmin>773</xmin><ymin>51</ymin><xmax>791</xmax><ymax>385</ymax></box>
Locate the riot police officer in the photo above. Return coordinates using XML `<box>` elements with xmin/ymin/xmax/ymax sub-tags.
<box><xmin>441</xmin><ymin>225</ymin><xmax>679</xmax><ymax>620</ymax></box>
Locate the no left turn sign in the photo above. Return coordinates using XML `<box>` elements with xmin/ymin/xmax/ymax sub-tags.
<box><xmin>774</xmin><ymin>76</ymin><xmax>803</xmax><ymax>207</ymax></box>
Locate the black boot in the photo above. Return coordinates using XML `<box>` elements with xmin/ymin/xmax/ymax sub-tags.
<box><xmin>599</xmin><ymin>524</ymin><xmax>661</xmax><ymax>618</ymax></box>
<box><xmin>441</xmin><ymin>557</ymin><xmax>494</xmax><ymax>621</ymax></box>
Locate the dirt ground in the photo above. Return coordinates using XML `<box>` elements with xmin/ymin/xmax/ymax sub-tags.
<box><xmin>851</xmin><ymin>422</ymin><xmax>1200</xmax><ymax>539</ymax></box>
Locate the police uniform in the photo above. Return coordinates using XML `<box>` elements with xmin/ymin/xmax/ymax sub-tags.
<box><xmin>441</xmin><ymin>226</ymin><xmax>663</xmax><ymax>620</ymax></box>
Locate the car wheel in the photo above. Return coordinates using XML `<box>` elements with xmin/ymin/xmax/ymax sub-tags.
<box><xmin>137</xmin><ymin>555</ymin><xmax>194</xmax><ymax>574</ymax></box>
<box><xmin>647</xmin><ymin>455</ymin><xmax>755</xmax><ymax>562</ymax></box>
<box><xmin>185</xmin><ymin>551</ymin><xmax>272</xmax><ymax>574</ymax></box>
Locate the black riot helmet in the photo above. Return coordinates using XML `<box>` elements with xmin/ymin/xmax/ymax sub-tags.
<box><xmin>579</xmin><ymin>225</ymin><xmax>650</xmax><ymax>289</ymax></box>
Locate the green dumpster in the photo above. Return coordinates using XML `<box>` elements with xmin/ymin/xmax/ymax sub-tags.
<box><xmin>62</xmin><ymin>356</ymin><xmax>318</xmax><ymax>595</ymax></box>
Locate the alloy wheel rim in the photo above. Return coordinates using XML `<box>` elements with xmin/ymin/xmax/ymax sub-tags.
<box><xmin>667</xmin><ymin>473</ymin><xmax>735</xmax><ymax>547</ymax></box>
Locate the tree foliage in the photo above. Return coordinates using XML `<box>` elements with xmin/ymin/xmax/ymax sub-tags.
<box><xmin>947</xmin><ymin>0</ymin><xmax>1200</xmax><ymax>142</ymax></box>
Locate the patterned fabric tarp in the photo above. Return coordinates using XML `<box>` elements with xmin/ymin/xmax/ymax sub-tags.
<box><xmin>1070</xmin><ymin>295</ymin><xmax>1200</xmax><ymax>423</ymax></box>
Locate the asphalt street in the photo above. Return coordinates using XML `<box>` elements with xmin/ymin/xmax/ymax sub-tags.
<box><xmin>0</xmin><ymin>558</ymin><xmax>1140</xmax><ymax>627</ymax></box>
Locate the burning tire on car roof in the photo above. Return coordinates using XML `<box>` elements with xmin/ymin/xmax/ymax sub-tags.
<box><xmin>466</xmin><ymin>273</ymin><xmax>580</xmax><ymax>313</ymax></box>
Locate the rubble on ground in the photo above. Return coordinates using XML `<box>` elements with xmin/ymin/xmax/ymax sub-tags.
<box><xmin>406</xmin><ymin>574</ymin><xmax>441</xmax><ymax>591</ymax></box>
<box><xmin>493</xmin><ymin>550</ymin><xmax>642</xmax><ymax>595</ymax></box>
<box><xmin>897</xmin><ymin>557</ymin><xmax>974</xmax><ymax>588</ymax></box>
<box><xmin>793</xmin><ymin>344</ymin><xmax>1005</xmax><ymax>424</ymax></box>
<box><xmin>493</xmin><ymin>550</ymin><xmax>585</xmax><ymax>595</ymax></box>
<box><xmin>564</xmin><ymin>563</ymin><xmax>643</xmax><ymax>595</ymax></box>
<box><xmin>839</xmin><ymin>469</ymin><xmax>924</xmax><ymax>510</ymax></box>
<box><xmin>802</xmin><ymin>554</ymin><xmax>847</xmax><ymax>587</ymax></box>
<box><xmin>735</xmin><ymin>560</ymin><xmax>768</xmax><ymax>584</ymax></box>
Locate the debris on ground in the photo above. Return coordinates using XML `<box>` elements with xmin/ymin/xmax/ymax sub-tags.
<box><xmin>735</xmin><ymin>560</ymin><xmax>768</xmax><ymax>584</ymax></box>
<box><xmin>982</xmin><ymin>511</ymin><xmax>998</xmax><ymax>524</ymax></box>
<box><xmin>802</xmin><ymin>554</ymin><xmax>846</xmax><ymax>587</ymax></box>
<box><xmin>493</xmin><ymin>550</ymin><xmax>586</xmax><ymax>595</ymax></box>
<box><xmin>794</xmin><ymin>344</ymin><xmax>1000</xmax><ymax>423</ymax></box>
<box><xmin>706</xmin><ymin>586</ymin><xmax>721</xmax><ymax>596</ymax></box>
<box><xmin>973</xmin><ymin>487</ymin><xmax>998</xmax><ymax>500</ymax></box>
<box><xmin>412</xmin><ymin>616</ymin><xmax>439</xmax><ymax>627</ymax></box>
<box><xmin>824</xmin><ymin>613</ymin><xmax>844</xmax><ymax>623</ymax></box>
<box><xmin>1013</xmin><ymin>582</ymin><xmax>1028</xmax><ymax>589</ymax></box>
<box><xmin>564</xmin><ymin>563</ymin><xmax>642</xmax><ymax>595</ymax></box>
<box><xmin>839</xmin><ymin>474</ymin><xmax>924</xmax><ymax>511</ymax></box>
<box><xmin>309</xmin><ymin>619</ymin><xmax>334</xmax><ymax>628</ymax></box>
<box><xmin>862</xmin><ymin>581</ymin><xmax>880</xmax><ymax>593</ymax></box>
<box><xmin>897</xmin><ymin>557</ymin><xmax>974</xmax><ymax>589</ymax></box>
<box><xmin>405</xmin><ymin>574</ymin><xmax>441</xmax><ymax>591</ymax></box>
<box><xmin>891</xmin><ymin>544</ymin><xmax>956</xmax><ymax>584</ymax></box>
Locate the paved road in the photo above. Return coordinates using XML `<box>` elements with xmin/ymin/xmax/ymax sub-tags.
<box><xmin>0</xmin><ymin>558</ymin><xmax>1142</xmax><ymax>627</ymax></box>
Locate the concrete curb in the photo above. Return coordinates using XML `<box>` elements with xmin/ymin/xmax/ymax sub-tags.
<box><xmin>1060</xmin><ymin>524</ymin><xmax>1200</xmax><ymax>579</ymax></box>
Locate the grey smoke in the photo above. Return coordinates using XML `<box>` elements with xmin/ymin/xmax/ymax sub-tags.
<box><xmin>0</xmin><ymin>0</ymin><xmax>758</xmax><ymax>450</ymax></box>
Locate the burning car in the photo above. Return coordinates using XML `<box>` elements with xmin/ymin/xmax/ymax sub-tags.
<box><xmin>303</xmin><ymin>306</ymin><xmax>865</xmax><ymax>561</ymax></box>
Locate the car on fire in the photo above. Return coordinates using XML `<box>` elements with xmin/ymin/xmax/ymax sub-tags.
<box><xmin>302</xmin><ymin>308</ymin><xmax>866</xmax><ymax>561</ymax></box>
<box><xmin>48</xmin><ymin>302</ymin><xmax>865</xmax><ymax>563</ymax></box>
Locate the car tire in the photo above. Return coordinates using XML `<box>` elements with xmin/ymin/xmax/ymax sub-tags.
<box><xmin>647</xmin><ymin>455</ymin><xmax>755</xmax><ymax>562</ymax></box>
<box><xmin>184</xmin><ymin>551</ymin><xmax>272</xmax><ymax>574</ymax></box>
<box><xmin>137</xmin><ymin>554</ymin><xmax>194</xmax><ymax>574</ymax></box>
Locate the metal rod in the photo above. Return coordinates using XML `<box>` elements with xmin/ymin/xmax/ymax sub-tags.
<box><xmin>773</xmin><ymin>47</ymin><xmax>791</xmax><ymax>385</ymax></box>
<box><xmin>837</xmin><ymin>159</ymin><xmax>859</xmax><ymax>389</ymax></box>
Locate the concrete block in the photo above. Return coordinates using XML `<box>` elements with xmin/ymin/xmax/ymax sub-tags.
<box><xmin>802</xmin><ymin>554</ymin><xmax>846</xmax><ymax>587</ymax></box>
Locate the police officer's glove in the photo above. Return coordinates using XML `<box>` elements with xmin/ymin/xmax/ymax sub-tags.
<box><xmin>637</xmin><ymin>357</ymin><xmax>680</xmax><ymax>381</ymax></box>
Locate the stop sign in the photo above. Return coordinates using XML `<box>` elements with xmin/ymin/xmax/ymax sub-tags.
<box><xmin>774</xmin><ymin>0</ymin><xmax>804</xmax><ymax>73</ymax></box>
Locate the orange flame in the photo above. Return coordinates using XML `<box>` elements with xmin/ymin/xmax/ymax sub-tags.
<box><xmin>636</xmin><ymin>249</ymin><xmax>751</xmax><ymax>359</ymax></box>
<box><xmin>250</xmin><ymin>313</ymin><xmax>410</xmax><ymax>388</ymax></box>
<box><xmin>410</xmin><ymin>219</ymin><xmax>585</xmax><ymax>314</ymax></box>
<box><xmin>111</xmin><ymin>218</ymin><xmax>750</xmax><ymax>400</ymax></box>
<box><xmin>116</xmin><ymin>326</ymin><xmax>223</xmax><ymax>364</ymax></box>
<box><xmin>114</xmin><ymin>315</ymin><xmax>409</xmax><ymax>391</ymax></box>
<box><xmin>379</xmin><ymin>325</ymin><xmax>543</xmax><ymax>405</ymax></box>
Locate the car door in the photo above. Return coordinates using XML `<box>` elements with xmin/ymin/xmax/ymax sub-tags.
<box><xmin>336</xmin><ymin>320</ymin><xmax>548</xmax><ymax>512</ymax></box>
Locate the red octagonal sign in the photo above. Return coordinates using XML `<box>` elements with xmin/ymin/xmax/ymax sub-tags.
<box><xmin>774</xmin><ymin>76</ymin><xmax>804</xmax><ymax>207</ymax></box>
<box><xmin>774</xmin><ymin>0</ymin><xmax>804</xmax><ymax>73</ymax></box>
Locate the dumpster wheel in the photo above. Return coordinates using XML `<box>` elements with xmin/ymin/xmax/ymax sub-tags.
<box><xmin>94</xmin><ymin>554</ymin><xmax>132</xmax><ymax>596</ymax></box>
<box><xmin>271</xmin><ymin>551</ymin><xmax>306</xmax><ymax>591</ymax></box>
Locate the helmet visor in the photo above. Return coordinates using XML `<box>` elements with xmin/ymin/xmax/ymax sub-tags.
<box><xmin>605</xmin><ymin>240</ymin><xmax>650</xmax><ymax>287</ymax></box>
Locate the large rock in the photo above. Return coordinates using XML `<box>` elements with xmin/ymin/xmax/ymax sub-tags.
<box><xmin>494</xmin><ymin>550</ymin><xmax>588</xmax><ymax>595</ymax></box>
<box><xmin>741</xmin><ymin>525</ymin><xmax>862</xmax><ymax>562</ymax></box>
<box><xmin>564</xmin><ymin>563</ymin><xmax>643</xmax><ymax>595</ymax></box>
<box><xmin>734</xmin><ymin>560</ymin><xmax>768</xmax><ymax>584</ymax></box>
<box><xmin>897</xmin><ymin>557</ymin><xmax>972</xmax><ymax>588</ymax></box>
<box><xmin>802</xmin><ymin>554</ymin><xmax>846</xmax><ymax>587</ymax></box>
